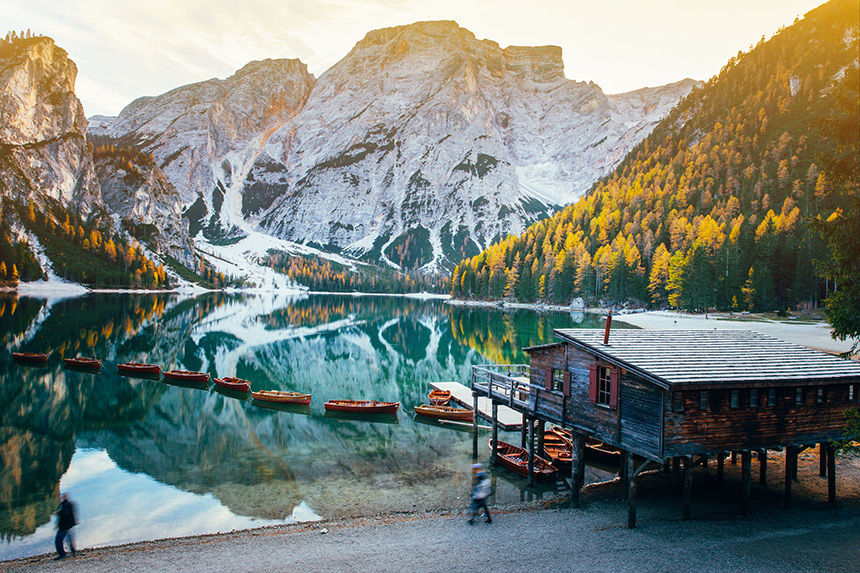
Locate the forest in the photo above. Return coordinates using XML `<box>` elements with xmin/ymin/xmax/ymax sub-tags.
<box><xmin>451</xmin><ymin>0</ymin><xmax>857</xmax><ymax>314</ymax></box>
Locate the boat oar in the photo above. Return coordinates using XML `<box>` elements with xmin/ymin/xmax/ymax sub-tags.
<box><xmin>438</xmin><ymin>419</ymin><xmax>492</xmax><ymax>430</ymax></box>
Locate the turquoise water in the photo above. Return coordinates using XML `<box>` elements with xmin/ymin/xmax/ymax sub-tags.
<box><xmin>0</xmin><ymin>293</ymin><xmax>616</xmax><ymax>560</ymax></box>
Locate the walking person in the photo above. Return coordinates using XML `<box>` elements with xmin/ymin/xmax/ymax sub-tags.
<box><xmin>468</xmin><ymin>465</ymin><xmax>492</xmax><ymax>524</ymax></box>
<box><xmin>54</xmin><ymin>492</ymin><xmax>77</xmax><ymax>560</ymax></box>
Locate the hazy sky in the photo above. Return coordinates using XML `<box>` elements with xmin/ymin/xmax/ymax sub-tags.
<box><xmin>3</xmin><ymin>0</ymin><xmax>826</xmax><ymax>117</ymax></box>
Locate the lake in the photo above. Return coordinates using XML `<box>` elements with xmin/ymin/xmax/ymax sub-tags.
<box><xmin>0</xmin><ymin>292</ymin><xmax>619</xmax><ymax>560</ymax></box>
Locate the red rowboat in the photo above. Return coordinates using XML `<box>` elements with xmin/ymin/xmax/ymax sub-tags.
<box><xmin>414</xmin><ymin>404</ymin><xmax>472</xmax><ymax>422</ymax></box>
<box><xmin>551</xmin><ymin>425</ymin><xmax>621</xmax><ymax>465</ymax></box>
<box><xmin>251</xmin><ymin>390</ymin><xmax>312</xmax><ymax>405</ymax></box>
<box><xmin>12</xmin><ymin>352</ymin><xmax>48</xmax><ymax>363</ymax></box>
<box><xmin>490</xmin><ymin>439</ymin><xmax>558</xmax><ymax>482</ymax></box>
<box><xmin>163</xmin><ymin>370</ymin><xmax>210</xmax><ymax>383</ymax></box>
<box><xmin>428</xmin><ymin>389</ymin><xmax>451</xmax><ymax>406</ymax></box>
<box><xmin>324</xmin><ymin>400</ymin><xmax>399</xmax><ymax>415</ymax></box>
<box><xmin>63</xmin><ymin>357</ymin><xmax>102</xmax><ymax>369</ymax></box>
<box><xmin>213</xmin><ymin>377</ymin><xmax>251</xmax><ymax>392</ymax></box>
<box><xmin>542</xmin><ymin>429</ymin><xmax>572</xmax><ymax>470</ymax></box>
<box><xmin>117</xmin><ymin>362</ymin><xmax>161</xmax><ymax>375</ymax></box>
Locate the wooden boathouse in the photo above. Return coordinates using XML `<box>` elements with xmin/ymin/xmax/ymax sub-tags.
<box><xmin>470</xmin><ymin>326</ymin><xmax>860</xmax><ymax>527</ymax></box>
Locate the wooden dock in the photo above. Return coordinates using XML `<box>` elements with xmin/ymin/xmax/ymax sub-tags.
<box><xmin>430</xmin><ymin>382</ymin><xmax>523</xmax><ymax>431</ymax></box>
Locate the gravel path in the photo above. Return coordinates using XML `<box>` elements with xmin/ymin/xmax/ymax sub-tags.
<box><xmin>5</xmin><ymin>453</ymin><xmax>859</xmax><ymax>573</ymax></box>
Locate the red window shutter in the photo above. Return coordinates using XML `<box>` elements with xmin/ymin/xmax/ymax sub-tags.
<box><xmin>544</xmin><ymin>368</ymin><xmax>553</xmax><ymax>390</ymax></box>
<box><xmin>563</xmin><ymin>371</ymin><xmax>571</xmax><ymax>397</ymax></box>
<box><xmin>609</xmin><ymin>368</ymin><xmax>620</xmax><ymax>409</ymax></box>
<box><xmin>588</xmin><ymin>364</ymin><xmax>598</xmax><ymax>403</ymax></box>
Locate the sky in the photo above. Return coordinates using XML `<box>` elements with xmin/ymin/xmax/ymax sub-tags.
<box><xmin>3</xmin><ymin>0</ymin><xmax>827</xmax><ymax>117</ymax></box>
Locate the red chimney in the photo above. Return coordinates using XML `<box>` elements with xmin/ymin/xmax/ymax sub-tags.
<box><xmin>603</xmin><ymin>310</ymin><xmax>612</xmax><ymax>344</ymax></box>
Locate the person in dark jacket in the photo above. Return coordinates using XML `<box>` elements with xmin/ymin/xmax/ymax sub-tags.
<box><xmin>54</xmin><ymin>493</ymin><xmax>76</xmax><ymax>560</ymax></box>
<box><xmin>467</xmin><ymin>465</ymin><xmax>492</xmax><ymax>524</ymax></box>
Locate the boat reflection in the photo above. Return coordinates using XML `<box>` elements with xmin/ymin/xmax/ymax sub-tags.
<box><xmin>323</xmin><ymin>410</ymin><xmax>400</xmax><ymax>425</ymax></box>
<box><xmin>250</xmin><ymin>400</ymin><xmax>312</xmax><ymax>416</ymax></box>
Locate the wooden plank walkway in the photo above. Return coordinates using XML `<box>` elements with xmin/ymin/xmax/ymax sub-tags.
<box><xmin>430</xmin><ymin>382</ymin><xmax>523</xmax><ymax>431</ymax></box>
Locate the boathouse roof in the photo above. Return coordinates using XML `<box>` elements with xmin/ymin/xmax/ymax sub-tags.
<box><xmin>552</xmin><ymin>329</ymin><xmax>860</xmax><ymax>388</ymax></box>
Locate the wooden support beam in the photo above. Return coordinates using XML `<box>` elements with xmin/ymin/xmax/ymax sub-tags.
<box><xmin>792</xmin><ymin>446</ymin><xmax>799</xmax><ymax>480</ymax></box>
<box><xmin>672</xmin><ymin>457</ymin><xmax>681</xmax><ymax>495</ymax></box>
<box><xmin>759</xmin><ymin>449</ymin><xmax>767</xmax><ymax>487</ymax></box>
<box><xmin>627</xmin><ymin>452</ymin><xmax>637</xmax><ymax>529</ymax></box>
<box><xmin>819</xmin><ymin>443</ymin><xmax>827</xmax><ymax>477</ymax></box>
<box><xmin>570</xmin><ymin>432</ymin><xmax>585</xmax><ymax>509</ymax></box>
<box><xmin>527</xmin><ymin>417</ymin><xmax>535</xmax><ymax>486</ymax></box>
<box><xmin>536</xmin><ymin>419</ymin><xmax>545</xmax><ymax>454</ymax></box>
<box><xmin>520</xmin><ymin>412</ymin><xmax>527</xmax><ymax>449</ymax></box>
<box><xmin>717</xmin><ymin>453</ymin><xmax>725</xmax><ymax>489</ymax></box>
<box><xmin>471</xmin><ymin>392</ymin><xmax>479</xmax><ymax>460</ymax></box>
<box><xmin>784</xmin><ymin>445</ymin><xmax>795</xmax><ymax>509</ymax></box>
<box><xmin>731</xmin><ymin>451</ymin><xmax>737</xmax><ymax>465</ymax></box>
<box><xmin>620</xmin><ymin>451</ymin><xmax>629</xmax><ymax>499</ymax></box>
<box><xmin>741</xmin><ymin>450</ymin><xmax>751</xmax><ymax>517</ymax></box>
<box><xmin>827</xmin><ymin>443</ymin><xmax>836</xmax><ymax>504</ymax></box>
<box><xmin>682</xmin><ymin>457</ymin><xmax>693</xmax><ymax>521</ymax></box>
<box><xmin>491</xmin><ymin>401</ymin><xmax>499</xmax><ymax>466</ymax></box>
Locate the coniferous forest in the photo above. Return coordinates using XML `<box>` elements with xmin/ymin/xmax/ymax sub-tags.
<box><xmin>451</xmin><ymin>0</ymin><xmax>858</xmax><ymax>314</ymax></box>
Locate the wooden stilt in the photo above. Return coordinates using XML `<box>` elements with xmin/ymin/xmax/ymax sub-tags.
<box><xmin>663</xmin><ymin>460</ymin><xmax>670</xmax><ymax>473</ymax></box>
<box><xmin>741</xmin><ymin>450</ymin><xmax>751</xmax><ymax>517</ymax></box>
<box><xmin>827</xmin><ymin>443</ymin><xmax>836</xmax><ymax>503</ymax></box>
<box><xmin>471</xmin><ymin>392</ymin><xmax>479</xmax><ymax>460</ymax></box>
<box><xmin>627</xmin><ymin>452</ymin><xmax>637</xmax><ymax>528</ymax></box>
<box><xmin>759</xmin><ymin>449</ymin><xmax>768</xmax><ymax>487</ymax></box>
<box><xmin>731</xmin><ymin>451</ymin><xmax>737</xmax><ymax>465</ymax></box>
<box><xmin>621</xmin><ymin>450</ymin><xmax>629</xmax><ymax>500</ymax></box>
<box><xmin>792</xmin><ymin>446</ymin><xmax>799</xmax><ymax>480</ymax></box>
<box><xmin>536</xmin><ymin>419</ymin><xmax>545</xmax><ymax>454</ymax></box>
<box><xmin>717</xmin><ymin>453</ymin><xmax>725</xmax><ymax>489</ymax></box>
<box><xmin>520</xmin><ymin>412</ymin><xmax>527</xmax><ymax>448</ymax></box>
<box><xmin>682</xmin><ymin>457</ymin><xmax>693</xmax><ymax>520</ymax></box>
<box><xmin>819</xmin><ymin>443</ymin><xmax>827</xmax><ymax>477</ymax></box>
<box><xmin>784</xmin><ymin>445</ymin><xmax>794</xmax><ymax>509</ymax></box>
<box><xmin>672</xmin><ymin>457</ymin><xmax>681</xmax><ymax>495</ymax></box>
<box><xmin>491</xmin><ymin>401</ymin><xmax>499</xmax><ymax>465</ymax></box>
<box><xmin>571</xmin><ymin>432</ymin><xmax>585</xmax><ymax>509</ymax></box>
<box><xmin>527</xmin><ymin>417</ymin><xmax>535</xmax><ymax>486</ymax></box>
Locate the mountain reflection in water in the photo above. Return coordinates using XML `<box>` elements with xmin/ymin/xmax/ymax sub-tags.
<box><xmin>0</xmin><ymin>292</ymin><xmax>621</xmax><ymax>559</ymax></box>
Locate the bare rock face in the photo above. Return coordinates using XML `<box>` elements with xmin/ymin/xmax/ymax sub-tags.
<box><xmin>96</xmin><ymin>21</ymin><xmax>698</xmax><ymax>272</ymax></box>
<box><xmin>0</xmin><ymin>37</ymin><xmax>100</xmax><ymax>208</ymax></box>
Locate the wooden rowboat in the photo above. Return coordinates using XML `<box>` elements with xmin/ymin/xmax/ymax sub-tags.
<box><xmin>490</xmin><ymin>439</ymin><xmax>558</xmax><ymax>482</ymax></box>
<box><xmin>551</xmin><ymin>425</ymin><xmax>621</xmax><ymax>465</ymax></box>
<box><xmin>117</xmin><ymin>362</ymin><xmax>161</xmax><ymax>376</ymax></box>
<box><xmin>414</xmin><ymin>404</ymin><xmax>472</xmax><ymax>422</ymax></box>
<box><xmin>428</xmin><ymin>389</ymin><xmax>451</xmax><ymax>406</ymax></box>
<box><xmin>213</xmin><ymin>377</ymin><xmax>251</xmax><ymax>392</ymax></box>
<box><xmin>164</xmin><ymin>370</ymin><xmax>210</xmax><ymax>383</ymax></box>
<box><xmin>63</xmin><ymin>357</ymin><xmax>102</xmax><ymax>369</ymax></box>
<box><xmin>12</xmin><ymin>352</ymin><xmax>48</xmax><ymax>364</ymax></box>
<box><xmin>251</xmin><ymin>390</ymin><xmax>312</xmax><ymax>405</ymax></box>
<box><xmin>542</xmin><ymin>429</ymin><xmax>572</xmax><ymax>470</ymax></box>
<box><xmin>324</xmin><ymin>400</ymin><xmax>399</xmax><ymax>415</ymax></box>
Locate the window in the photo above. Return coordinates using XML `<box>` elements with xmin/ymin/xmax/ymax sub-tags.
<box><xmin>673</xmin><ymin>393</ymin><xmax>683</xmax><ymax>412</ymax></box>
<box><xmin>699</xmin><ymin>391</ymin><xmax>709</xmax><ymax>411</ymax></box>
<box><xmin>589</xmin><ymin>363</ymin><xmax>618</xmax><ymax>409</ymax></box>
<box><xmin>730</xmin><ymin>389</ymin><xmax>740</xmax><ymax>409</ymax></box>
<box><xmin>749</xmin><ymin>389</ymin><xmax>758</xmax><ymax>408</ymax></box>
<box><xmin>817</xmin><ymin>387</ymin><xmax>825</xmax><ymax>405</ymax></box>
<box><xmin>553</xmin><ymin>369</ymin><xmax>565</xmax><ymax>391</ymax></box>
<box><xmin>850</xmin><ymin>385</ymin><xmax>856</xmax><ymax>402</ymax></box>
<box><xmin>795</xmin><ymin>387</ymin><xmax>804</xmax><ymax>405</ymax></box>
<box><xmin>767</xmin><ymin>388</ymin><xmax>776</xmax><ymax>407</ymax></box>
<box><xmin>597</xmin><ymin>366</ymin><xmax>612</xmax><ymax>406</ymax></box>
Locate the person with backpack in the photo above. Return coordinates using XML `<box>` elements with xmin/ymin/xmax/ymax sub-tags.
<box><xmin>468</xmin><ymin>465</ymin><xmax>492</xmax><ymax>524</ymax></box>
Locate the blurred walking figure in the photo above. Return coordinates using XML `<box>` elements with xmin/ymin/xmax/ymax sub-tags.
<box><xmin>54</xmin><ymin>492</ymin><xmax>76</xmax><ymax>560</ymax></box>
<box><xmin>468</xmin><ymin>464</ymin><xmax>492</xmax><ymax>524</ymax></box>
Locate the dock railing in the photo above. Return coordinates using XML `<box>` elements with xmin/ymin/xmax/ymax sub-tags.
<box><xmin>471</xmin><ymin>364</ymin><xmax>532</xmax><ymax>410</ymax></box>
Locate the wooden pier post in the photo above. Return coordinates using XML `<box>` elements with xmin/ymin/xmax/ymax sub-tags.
<box><xmin>827</xmin><ymin>443</ymin><xmax>836</xmax><ymax>503</ymax></box>
<box><xmin>527</xmin><ymin>417</ymin><xmax>536</xmax><ymax>486</ymax></box>
<box><xmin>536</xmin><ymin>419</ymin><xmax>545</xmax><ymax>455</ymax></box>
<box><xmin>671</xmin><ymin>457</ymin><xmax>681</xmax><ymax>495</ymax></box>
<box><xmin>682</xmin><ymin>457</ymin><xmax>693</xmax><ymax>520</ymax></box>
<box><xmin>621</xmin><ymin>450</ymin><xmax>629</xmax><ymax>500</ymax></box>
<box><xmin>784</xmin><ymin>445</ymin><xmax>795</xmax><ymax>508</ymax></box>
<box><xmin>571</xmin><ymin>432</ymin><xmax>585</xmax><ymax>509</ymax></box>
<box><xmin>717</xmin><ymin>453</ymin><xmax>725</xmax><ymax>489</ymax></box>
<box><xmin>520</xmin><ymin>412</ymin><xmax>527</xmax><ymax>448</ymax></box>
<box><xmin>731</xmin><ymin>451</ymin><xmax>737</xmax><ymax>465</ymax></box>
<box><xmin>471</xmin><ymin>391</ymin><xmax>479</xmax><ymax>460</ymax></box>
<box><xmin>759</xmin><ymin>449</ymin><xmax>767</xmax><ymax>486</ymax></box>
<box><xmin>741</xmin><ymin>450</ymin><xmax>751</xmax><ymax>517</ymax></box>
<box><xmin>819</xmin><ymin>443</ymin><xmax>827</xmax><ymax>477</ymax></box>
<box><xmin>627</xmin><ymin>453</ymin><xmax>637</xmax><ymax>528</ymax></box>
<box><xmin>491</xmin><ymin>401</ymin><xmax>499</xmax><ymax>465</ymax></box>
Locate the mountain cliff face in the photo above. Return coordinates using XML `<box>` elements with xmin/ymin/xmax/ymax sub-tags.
<box><xmin>97</xmin><ymin>21</ymin><xmax>697</xmax><ymax>272</ymax></box>
<box><xmin>0</xmin><ymin>37</ymin><xmax>99</xmax><ymax>208</ymax></box>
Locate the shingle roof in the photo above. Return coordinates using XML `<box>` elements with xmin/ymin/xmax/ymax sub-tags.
<box><xmin>554</xmin><ymin>329</ymin><xmax>860</xmax><ymax>387</ymax></box>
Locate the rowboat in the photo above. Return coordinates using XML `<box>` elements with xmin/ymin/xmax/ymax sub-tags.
<box><xmin>213</xmin><ymin>377</ymin><xmax>251</xmax><ymax>392</ymax></box>
<box><xmin>542</xmin><ymin>429</ymin><xmax>572</xmax><ymax>470</ymax></box>
<box><xmin>551</xmin><ymin>425</ymin><xmax>621</xmax><ymax>465</ymax></box>
<box><xmin>117</xmin><ymin>362</ymin><xmax>161</xmax><ymax>376</ymax></box>
<box><xmin>415</xmin><ymin>404</ymin><xmax>472</xmax><ymax>422</ymax></box>
<box><xmin>163</xmin><ymin>370</ymin><xmax>210</xmax><ymax>383</ymax></box>
<box><xmin>414</xmin><ymin>404</ymin><xmax>472</xmax><ymax>422</ymax></box>
<box><xmin>63</xmin><ymin>357</ymin><xmax>102</xmax><ymax>369</ymax></box>
<box><xmin>428</xmin><ymin>389</ymin><xmax>451</xmax><ymax>406</ymax></box>
<box><xmin>251</xmin><ymin>390</ymin><xmax>312</xmax><ymax>405</ymax></box>
<box><xmin>324</xmin><ymin>400</ymin><xmax>400</xmax><ymax>414</ymax></box>
<box><xmin>12</xmin><ymin>352</ymin><xmax>48</xmax><ymax>364</ymax></box>
<box><xmin>490</xmin><ymin>439</ymin><xmax>558</xmax><ymax>482</ymax></box>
